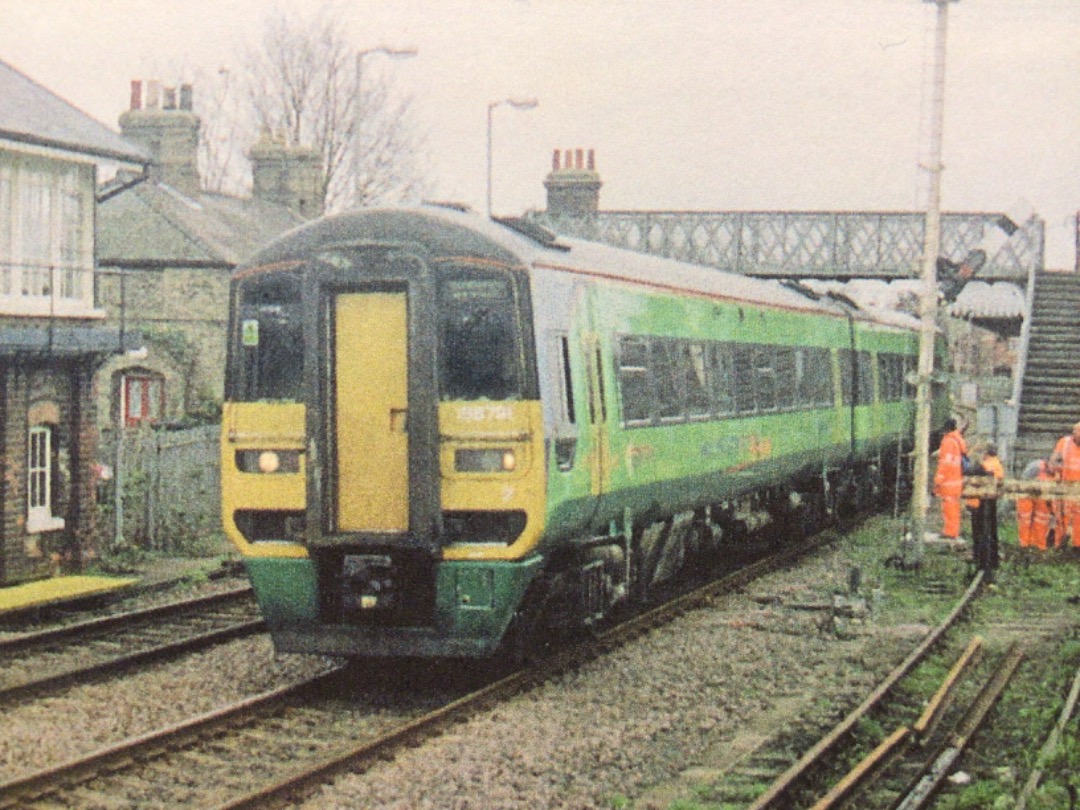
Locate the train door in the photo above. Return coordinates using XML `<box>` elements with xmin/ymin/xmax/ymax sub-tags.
<box><xmin>334</xmin><ymin>292</ymin><xmax>409</xmax><ymax>532</ymax></box>
<box><xmin>584</xmin><ymin>335</ymin><xmax>611</xmax><ymax>497</ymax></box>
<box><xmin>583</xmin><ymin>287</ymin><xmax>611</xmax><ymax>501</ymax></box>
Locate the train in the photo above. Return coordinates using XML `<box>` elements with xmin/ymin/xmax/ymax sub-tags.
<box><xmin>220</xmin><ymin>204</ymin><xmax>947</xmax><ymax>659</ymax></box>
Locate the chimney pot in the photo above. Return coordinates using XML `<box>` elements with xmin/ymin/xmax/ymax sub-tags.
<box><xmin>146</xmin><ymin>80</ymin><xmax>161</xmax><ymax>109</ymax></box>
<box><xmin>163</xmin><ymin>86</ymin><xmax>177</xmax><ymax>110</ymax></box>
<box><xmin>130</xmin><ymin>80</ymin><xmax>142</xmax><ymax>110</ymax></box>
<box><xmin>544</xmin><ymin>146</ymin><xmax>602</xmax><ymax>217</ymax></box>
<box><xmin>179</xmin><ymin>83</ymin><xmax>194</xmax><ymax>111</ymax></box>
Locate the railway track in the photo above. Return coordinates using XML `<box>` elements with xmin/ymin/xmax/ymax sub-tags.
<box><xmin>0</xmin><ymin>586</ymin><xmax>262</xmax><ymax>704</ymax></box>
<box><xmin>683</xmin><ymin>569</ymin><xmax>1045</xmax><ymax>810</ymax></box>
<box><xmin>739</xmin><ymin>573</ymin><xmax>986</xmax><ymax>808</ymax></box>
<box><xmin>0</xmin><ymin>529</ymin><xmax>836</xmax><ymax>809</ymax></box>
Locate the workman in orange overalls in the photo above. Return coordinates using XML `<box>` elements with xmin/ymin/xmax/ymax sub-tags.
<box><xmin>1054</xmin><ymin>422</ymin><xmax>1080</xmax><ymax>548</ymax></box>
<box><xmin>933</xmin><ymin>418</ymin><xmax>968</xmax><ymax>540</ymax></box>
<box><xmin>1017</xmin><ymin>455</ymin><xmax>1059</xmax><ymax>551</ymax></box>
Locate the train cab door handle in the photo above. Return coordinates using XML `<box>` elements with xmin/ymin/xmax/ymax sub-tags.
<box><xmin>390</xmin><ymin>408</ymin><xmax>408</xmax><ymax>433</ymax></box>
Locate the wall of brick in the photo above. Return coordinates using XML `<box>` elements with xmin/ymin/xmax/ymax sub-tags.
<box><xmin>0</xmin><ymin>358</ymin><xmax>99</xmax><ymax>584</ymax></box>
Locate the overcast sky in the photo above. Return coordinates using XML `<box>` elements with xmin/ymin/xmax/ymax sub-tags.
<box><xmin>1</xmin><ymin>0</ymin><xmax>1077</xmax><ymax>266</ymax></box>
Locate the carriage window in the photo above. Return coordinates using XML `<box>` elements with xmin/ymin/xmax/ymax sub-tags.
<box><xmin>682</xmin><ymin>342</ymin><xmax>711</xmax><ymax>419</ymax></box>
<box><xmin>839</xmin><ymin>348</ymin><xmax>855</xmax><ymax>406</ymax></box>
<box><xmin>653</xmin><ymin>339</ymin><xmax>684</xmax><ymax>421</ymax></box>
<box><xmin>438</xmin><ymin>271</ymin><xmax>524</xmax><ymax>401</ymax></box>
<box><xmin>838</xmin><ymin>348</ymin><xmax>874</xmax><ymax>406</ymax></box>
<box><xmin>732</xmin><ymin>343</ymin><xmax>756</xmax><ymax>414</ymax></box>
<box><xmin>798</xmin><ymin>346</ymin><xmax>834</xmax><ymax>407</ymax></box>
<box><xmin>773</xmin><ymin>346</ymin><xmax>796</xmax><ymax>411</ymax></box>
<box><xmin>878</xmin><ymin>353</ymin><xmax>905</xmax><ymax>402</ymax></box>
<box><xmin>234</xmin><ymin>270</ymin><xmax>304</xmax><ymax>401</ymax></box>
<box><xmin>753</xmin><ymin>344</ymin><xmax>778</xmax><ymax>413</ymax></box>
<box><xmin>712</xmin><ymin>343</ymin><xmax>735</xmax><ymax>415</ymax></box>
<box><xmin>618</xmin><ymin>336</ymin><xmax>651</xmax><ymax>424</ymax></box>
<box><xmin>857</xmin><ymin>350</ymin><xmax>875</xmax><ymax>405</ymax></box>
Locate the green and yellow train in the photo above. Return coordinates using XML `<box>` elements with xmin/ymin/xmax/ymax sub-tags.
<box><xmin>221</xmin><ymin>205</ymin><xmax>946</xmax><ymax>658</ymax></box>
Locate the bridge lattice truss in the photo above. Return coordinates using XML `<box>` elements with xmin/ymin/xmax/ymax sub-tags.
<box><xmin>529</xmin><ymin>210</ymin><xmax>1044</xmax><ymax>281</ymax></box>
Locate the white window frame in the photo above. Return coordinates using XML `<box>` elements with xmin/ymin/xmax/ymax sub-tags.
<box><xmin>27</xmin><ymin>424</ymin><xmax>65</xmax><ymax>533</ymax></box>
<box><xmin>0</xmin><ymin>143</ymin><xmax>101</xmax><ymax>318</ymax></box>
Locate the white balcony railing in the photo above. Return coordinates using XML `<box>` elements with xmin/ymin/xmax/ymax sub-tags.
<box><xmin>0</xmin><ymin>262</ymin><xmax>103</xmax><ymax>318</ymax></box>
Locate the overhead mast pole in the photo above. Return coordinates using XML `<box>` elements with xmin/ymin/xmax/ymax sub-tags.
<box><xmin>908</xmin><ymin>0</ymin><xmax>958</xmax><ymax>566</ymax></box>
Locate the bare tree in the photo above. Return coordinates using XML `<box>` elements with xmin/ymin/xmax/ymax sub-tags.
<box><xmin>242</xmin><ymin>6</ymin><xmax>426</xmax><ymax>212</ymax></box>
<box><xmin>195</xmin><ymin>65</ymin><xmax>254</xmax><ymax>197</ymax></box>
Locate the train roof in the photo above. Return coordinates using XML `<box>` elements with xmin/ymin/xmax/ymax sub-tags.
<box><xmin>239</xmin><ymin>204</ymin><xmax>920</xmax><ymax>333</ymax></box>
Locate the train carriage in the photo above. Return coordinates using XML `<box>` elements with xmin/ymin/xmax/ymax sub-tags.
<box><xmin>221</xmin><ymin>205</ymin><xmax>945</xmax><ymax>659</ymax></box>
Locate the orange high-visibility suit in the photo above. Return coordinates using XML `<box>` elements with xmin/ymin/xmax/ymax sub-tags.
<box><xmin>1017</xmin><ymin>460</ymin><xmax>1055</xmax><ymax>550</ymax></box>
<box><xmin>1054</xmin><ymin>432</ymin><xmax>1080</xmax><ymax>547</ymax></box>
<box><xmin>934</xmin><ymin>428</ymin><xmax>967</xmax><ymax>539</ymax></box>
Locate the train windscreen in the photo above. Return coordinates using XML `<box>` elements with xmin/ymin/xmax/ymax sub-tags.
<box><xmin>232</xmin><ymin>270</ymin><xmax>304</xmax><ymax>401</ymax></box>
<box><xmin>437</xmin><ymin>268</ymin><xmax>525</xmax><ymax>401</ymax></box>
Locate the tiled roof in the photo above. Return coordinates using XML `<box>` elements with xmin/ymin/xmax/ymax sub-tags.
<box><xmin>0</xmin><ymin>59</ymin><xmax>148</xmax><ymax>164</ymax></box>
<box><xmin>97</xmin><ymin>182</ymin><xmax>305</xmax><ymax>266</ymax></box>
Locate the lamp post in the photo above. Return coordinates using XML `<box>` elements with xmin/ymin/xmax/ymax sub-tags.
<box><xmin>908</xmin><ymin>0</ymin><xmax>959</xmax><ymax>566</ymax></box>
<box><xmin>354</xmin><ymin>46</ymin><xmax>417</xmax><ymax>207</ymax></box>
<box><xmin>486</xmin><ymin>97</ymin><xmax>538</xmax><ymax>217</ymax></box>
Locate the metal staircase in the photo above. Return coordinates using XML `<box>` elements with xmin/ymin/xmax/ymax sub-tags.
<box><xmin>1012</xmin><ymin>272</ymin><xmax>1080</xmax><ymax>470</ymax></box>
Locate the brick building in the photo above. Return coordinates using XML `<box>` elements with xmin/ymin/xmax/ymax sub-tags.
<box><xmin>0</xmin><ymin>59</ymin><xmax>148</xmax><ymax>583</ymax></box>
<box><xmin>95</xmin><ymin>80</ymin><xmax>318</xmax><ymax>431</ymax></box>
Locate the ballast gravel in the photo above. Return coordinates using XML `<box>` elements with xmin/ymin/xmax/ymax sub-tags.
<box><xmin>0</xmin><ymin>535</ymin><xmax>927</xmax><ymax>807</ymax></box>
<box><xmin>300</xmin><ymin>545</ymin><xmax>919</xmax><ymax>810</ymax></box>
<box><xmin>0</xmin><ymin>635</ymin><xmax>334</xmax><ymax>781</ymax></box>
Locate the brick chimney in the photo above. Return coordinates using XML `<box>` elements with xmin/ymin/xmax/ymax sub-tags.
<box><xmin>544</xmin><ymin>148</ymin><xmax>602</xmax><ymax>216</ymax></box>
<box><xmin>249</xmin><ymin>129</ymin><xmax>325</xmax><ymax>219</ymax></box>
<box><xmin>119</xmin><ymin>79</ymin><xmax>200</xmax><ymax>196</ymax></box>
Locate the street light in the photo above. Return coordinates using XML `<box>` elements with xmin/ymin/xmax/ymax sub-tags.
<box><xmin>487</xmin><ymin>97</ymin><xmax>538</xmax><ymax>217</ymax></box>
<box><xmin>354</xmin><ymin>46</ymin><xmax>417</xmax><ymax>207</ymax></box>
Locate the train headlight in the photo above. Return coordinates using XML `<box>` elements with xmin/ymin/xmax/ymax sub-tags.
<box><xmin>455</xmin><ymin>448</ymin><xmax>517</xmax><ymax>473</ymax></box>
<box><xmin>258</xmin><ymin>451</ymin><xmax>280</xmax><ymax>473</ymax></box>
<box><xmin>235</xmin><ymin>450</ymin><xmax>301</xmax><ymax>474</ymax></box>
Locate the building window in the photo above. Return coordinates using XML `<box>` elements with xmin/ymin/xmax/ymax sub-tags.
<box><xmin>122</xmin><ymin>373</ymin><xmax>165</xmax><ymax>426</ymax></box>
<box><xmin>0</xmin><ymin>151</ymin><xmax>94</xmax><ymax>315</ymax></box>
<box><xmin>27</xmin><ymin>424</ymin><xmax>65</xmax><ymax>533</ymax></box>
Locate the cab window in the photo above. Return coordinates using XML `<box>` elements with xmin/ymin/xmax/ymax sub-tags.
<box><xmin>437</xmin><ymin>269</ymin><xmax>525</xmax><ymax>401</ymax></box>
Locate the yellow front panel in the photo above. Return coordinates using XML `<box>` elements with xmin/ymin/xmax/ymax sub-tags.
<box><xmin>336</xmin><ymin>293</ymin><xmax>409</xmax><ymax>532</ymax></box>
<box><xmin>220</xmin><ymin>401</ymin><xmax>308</xmax><ymax>559</ymax></box>
<box><xmin>439</xmin><ymin>400</ymin><xmax>547</xmax><ymax>561</ymax></box>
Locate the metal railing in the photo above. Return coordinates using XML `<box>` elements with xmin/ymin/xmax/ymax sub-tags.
<box><xmin>0</xmin><ymin>260</ymin><xmax>94</xmax><ymax>313</ymax></box>
<box><xmin>528</xmin><ymin>210</ymin><xmax>1043</xmax><ymax>281</ymax></box>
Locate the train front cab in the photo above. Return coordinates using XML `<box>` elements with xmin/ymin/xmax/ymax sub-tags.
<box><xmin>222</xmin><ymin>245</ymin><xmax>548</xmax><ymax>658</ymax></box>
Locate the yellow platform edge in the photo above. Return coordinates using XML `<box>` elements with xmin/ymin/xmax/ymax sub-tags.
<box><xmin>0</xmin><ymin>575</ymin><xmax>138</xmax><ymax>613</ymax></box>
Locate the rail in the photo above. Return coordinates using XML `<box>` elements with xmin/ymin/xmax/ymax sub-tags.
<box><xmin>0</xmin><ymin>586</ymin><xmax>261</xmax><ymax>704</ymax></box>
<box><xmin>0</xmin><ymin>534</ymin><xmax>837</xmax><ymax>809</ymax></box>
<box><xmin>747</xmin><ymin>572</ymin><xmax>984</xmax><ymax>809</ymax></box>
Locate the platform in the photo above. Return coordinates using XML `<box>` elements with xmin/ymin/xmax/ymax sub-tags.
<box><xmin>0</xmin><ymin>574</ymin><xmax>138</xmax><ymax>617</ymax></box>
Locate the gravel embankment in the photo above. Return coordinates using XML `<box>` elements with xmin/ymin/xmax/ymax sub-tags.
<box><xmin>0</xmin><ymin>523</ymin><xmax>951</xmax><ymax>806</ymax></box>
<box><xmin>299</xmin><ymin>533</ymin><xmax>927</xmax><ymax>810</ymax></box>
